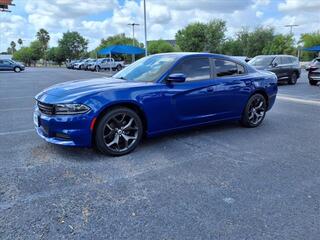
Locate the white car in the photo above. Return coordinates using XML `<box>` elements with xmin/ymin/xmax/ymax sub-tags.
<box><xmin>89</xmin><ymin>58</ymin><xmax>125</xmax><ymax>72</ymax></box>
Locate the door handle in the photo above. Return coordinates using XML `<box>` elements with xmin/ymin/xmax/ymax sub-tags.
<box><xmin>207</xmin><ymin>86</ymin><xmax>214</xmax><ymax>92</ymax></box>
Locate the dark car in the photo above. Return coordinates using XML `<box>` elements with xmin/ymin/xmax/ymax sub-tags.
<box><xmin>248</xmin><ymin>55</ymin><xmax>301</xmax><ymax>85</ymax></box>
<box><xmin>34</xmin><ymin>53</ymin><xmax>278</xmax><ymax>156</ymax></box>
<box><xmin>0</xmin><ymin>59</ymin><xmax>25</xmax><ymax>72</ymax></box>
<box><xmin>306</xmin><ymin>57</ymin><xmax>320</xmax><ymax>86</ymax></box>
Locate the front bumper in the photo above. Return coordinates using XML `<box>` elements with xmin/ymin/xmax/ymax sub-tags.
<box><xmin>34</xmin><ymin>108</ymin><xmax>94</xmax><ymax>147</ymax></box>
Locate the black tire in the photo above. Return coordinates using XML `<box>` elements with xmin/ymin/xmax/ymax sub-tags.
<box><xmin>241</xmin><ymin>93</ymin><xmax>267</xmax><ymax>128</ymax></box>
<box><xmin>288</xmin><ymin>72</ymin><xmax>298</xmax><ymax>85</ymax></box>
<box><xmin>95</xmin><ymin>66</ymin><xmax>100</xmax><ymax>72</ymax></box>
<box><xmin>95</xmin><ymin>107</ymin><xmax>143</xmax><ymax>156</ymax></box>
<box><xmin>14</xmin><ymin>67</ymin><xmax>21</xmax><ymax>73</ymax></box>
<box><xmin>309</xmin><ymin>79</ymin><xmax>318</xmax><ymax>86</ymax></box>
<box><xmin>117</xmin><ymin>65</ymin><xmax>122</xmax><ymax>71</ymax></box>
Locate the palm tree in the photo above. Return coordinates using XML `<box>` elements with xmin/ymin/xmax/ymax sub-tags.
<box><xmin>10</xmin><ymin>41</ymin><xmax>16</xmax><ymax>54</ymax></box>
<box><xmin>17</xmin><ymin>38</ymin><xmax>23</xmax><ymax>47</ymax></box>
<box><xmin>36</xmin><ymin>29</ymin><xmax>50</xmax><ymax>65</ymax></box>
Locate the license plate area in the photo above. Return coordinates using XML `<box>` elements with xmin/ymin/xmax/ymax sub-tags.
<box><xmin>33</xmin><ymin>113</ymin><xmax>40</xmax><ymax>127</ymax></box>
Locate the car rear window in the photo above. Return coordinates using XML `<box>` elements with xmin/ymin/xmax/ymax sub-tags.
<box><xmin>214</xmin><ymin>60</ymin><xmax>245</xmax><ymax>77</ymax></box>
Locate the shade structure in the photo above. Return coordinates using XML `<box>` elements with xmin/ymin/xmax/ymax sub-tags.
<box><xmin>98</xmin><ymin>45</ymin><xmax>145</xmax><ymax>55</ymax></box>
<box><xmin>303</xmin><ymin>45</ymin><xmax>320</xmax><ymax>52</ymax></box>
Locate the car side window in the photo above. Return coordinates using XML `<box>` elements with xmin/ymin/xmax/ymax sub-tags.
<box><xmin>281</xmin><ymin>57</ymin><xmax>291</xmax><ymax>64</ymax></box>
<box><xmin>273</xmin><ymin>57</ymin><xmax>281</xmax><ymax>65</ymax></box>
<box><xmin>171</xmin><ymin>57</ymin><xmax>211</xmax><ymax>81</ymax></box>
<box><xmin>214</xmin><ymin>59</ymin><xmax>245</xmax><ymax>77</ymax></box>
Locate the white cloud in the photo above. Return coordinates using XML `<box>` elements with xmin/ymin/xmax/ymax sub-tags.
<box><xmin>278</xmin><ymin>0</ymin><xmax>320</xmax><ymax>12</ymax></box>
<box><xmin>1</xmin><ymin>0</ymin><xmax>319</xmax><ymax>52</ymax></box>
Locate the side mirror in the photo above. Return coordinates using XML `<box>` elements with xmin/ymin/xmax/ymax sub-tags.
<box><xmin>167</xmin><ymin>73</ymin><xmax>186</xmax><ymax>83</ymax></box>
<box><xmin>272</xmin><ymin>62</ymin><xmax>278</xmax><ymax>67</ymax></box>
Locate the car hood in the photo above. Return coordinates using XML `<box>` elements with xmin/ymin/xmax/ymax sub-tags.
<box><xmin>36</xmin><ymin>77</ymin><xmax>150</xmax><ymax>102</ymax></box>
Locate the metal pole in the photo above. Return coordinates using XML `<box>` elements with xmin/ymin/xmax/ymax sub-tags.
<box><xmin>143</xmin><ymin>0</ymin><xmax>148</xmax><ymax>56</ymax></box>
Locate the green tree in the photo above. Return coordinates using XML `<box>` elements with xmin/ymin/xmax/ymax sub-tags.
<box><xmin>29</xmin><ymin>40</ymin><xmax>43</xmax><ymax>66</ymax></box>
<box><xmin>148</xmin><ymin>40</ymin><xmax>175</xmax><ymax>54</ymax></box>
<box><xmin>97</xmin><ymin>33</ymin><xmax>142</xmax><ymax>51</ymax></box>
<box><xmin>47</xmin><ymin>47</ymin><xmax>65</xmax><ymax>66</ymax></box>
<box><xmin>246</xmin><ymin>27</ymin><xmax>274</xmax><ymax>57</ymax></box>
<box><xmin>12</xmin><ymin>47</ymin><xmax>32</xmax><ymax>66</ymax></box>
<box><xmin>204</xmin><ymin>19</ymin><xmax>226</xmax><ymax>53</ymax></box>
<box><xmin>262</xmin><ymin>34</ymin><xmax>296</xmax><ymax>55</ymax></box>
<box><xmin>175</xmin><ymin>19</ymin><xmax>226</xmax><ymax>53</ymax></box>
<box><xmin>175</xmin><ymin>22</ymin><xmax>207</xmax><ymax>52</ymax></box>
<box><xmin>58</xmin><ymin>31</ymin><xmax>88</xmax><ymax>60</ymax></box>
<box><xmin>299</xmin><ymin>31</ymin><xmax>320</xmax><ymax>60</ymax></box>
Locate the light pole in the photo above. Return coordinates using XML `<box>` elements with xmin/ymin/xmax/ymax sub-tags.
<box><xmin>128</xmin><ymin>23</ymin><xmax>139</xmax><ymax>62</ymax></box>
<box><xmin>143</xmin><ymin>0</ymin><xmax>148</xmax><ymax>56</ymax></box>
<box><xmin>284</xmin><ymin>24</ymin><xmax>299</xmax><ymax>35</ymax></box>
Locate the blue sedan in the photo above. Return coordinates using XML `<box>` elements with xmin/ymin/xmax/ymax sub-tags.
<box><xmin>34</xmin><ymin>53</ymin><xmax>278</xmax><ymax>156</ymax></box>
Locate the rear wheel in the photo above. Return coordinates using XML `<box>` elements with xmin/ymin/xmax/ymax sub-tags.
<box><xmin>309</xmin><ymin>79</ymin><xmax>318</xmax><ymax>86</ymax></box>
<box><xmin>14</xmin><ymin>67</ymin><xmax>21</xmax><ymax>73</ymax></box>
<box><xmin>95</xmin><ymin>66</ymin><xmax>100</xmax><ymax>72</ymax></box>
<box><xmin>117</xmin><ymin>65</ymin><xmax>122</xmax><ymax>71</ymax></box>
<box><xmin>95</xmin><ymin>107</ymin><xmax>143</xmax><ymax>156</ymax></box>
<box><xmin>241</xmin><ymin>93</ymin><xmax>267</xmax><ymax>128</ymax></box>
<box><xmin>288</xmin><ymin>72</ymin><xmax>298</xmax><ymax>85</ymax></box>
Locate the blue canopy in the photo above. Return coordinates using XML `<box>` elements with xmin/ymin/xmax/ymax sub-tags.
<box><xmin>303</xmin><ymin>45</ymin><xmax>320</xmax><ymax>52</ymax></box>
<box><xmin>98</xmin><ymin>45</ymin><xmax>145</xmax><ymax>55</ymax></box>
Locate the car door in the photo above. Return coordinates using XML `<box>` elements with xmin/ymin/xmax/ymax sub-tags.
<box><xmin>164</xmin><ymin>57</ymin><xmax>224</xmax><ymax>126</ymax></box>
<box><xmin>271</xmin><ymin>56</ymin><xmax>288</xmax><ymax>80</ymax></box>
<box><xmin>0</xmin><ymin>60</ymin><xmax>13</xmax><ymax>70</ymax></box>
<box><xmin>211</xmin><ymin>58</ymin><xmax>252</xmax><ymax>119</ymax></box>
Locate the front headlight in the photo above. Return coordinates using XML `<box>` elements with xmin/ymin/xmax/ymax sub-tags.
<box><xmin>55</xmin><ymin>104</ymin><xmax>90</xmax><ymax>115</ymax></box>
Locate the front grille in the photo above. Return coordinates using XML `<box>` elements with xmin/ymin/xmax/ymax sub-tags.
<box><xmin>38</xmin><ymin>101</ymin><xmax>55</xmax><ymax>115</ymax></box>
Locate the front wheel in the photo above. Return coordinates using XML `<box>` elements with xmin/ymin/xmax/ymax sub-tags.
<box><xmin>241</xmin><ymin>93</ymin><xmax>267</xmax><ymax>128</ymax></box>
<box><xmin>95</xmin><ymin>107</ymin><xmax>143</xmax><ymax>156</ymax></box>
<box><xmin>117</xmin><ymin>65</ymin><xmax>122</xmax><ymax>71</ymax></box>
<box><xmin>309</xmin><ymin>79</ymin><xmax>318</xmax><ymax>86</ymax></box>
<box><xmin>95</xmin><ymin>66</ymin><xmax>100</xmax><ymax>72</ymax></box>
<box><xmin>14</xmin><ymin>67</ymin><xmax>21</xmax><ymax>73</ymax></box>
<box><xmin>288</xmin><ymin>72</ymin><xmax>298</xmax><ymax>85</ymax></box>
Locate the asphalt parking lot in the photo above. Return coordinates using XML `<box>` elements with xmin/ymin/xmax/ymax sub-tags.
<box><xmin>0</xmin><ymin>67</ymin><xmax>319</xmax><ymax>239</ymax></box>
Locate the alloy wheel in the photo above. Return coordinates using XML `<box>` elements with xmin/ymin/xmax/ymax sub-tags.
<box><xmin>103</xmin><ymin>113</ymin><xmax>139</xmax><ymax>153</ymax></box>
<box><xmin>248</xmin><ymin>96</ymin><xmax>265</xmax><ymax>125</ymax></box>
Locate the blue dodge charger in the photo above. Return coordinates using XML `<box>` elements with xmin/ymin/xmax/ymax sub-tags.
<box><xmin>34</xmin><ymin>53</ymin><xmax>278</xmax><ymax>156</ymax></box>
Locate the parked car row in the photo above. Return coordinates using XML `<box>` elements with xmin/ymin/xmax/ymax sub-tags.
<box><xmin>66</xmin><ymin>58</ymin><xmax>125</xmax><ymax>72</ymax></box>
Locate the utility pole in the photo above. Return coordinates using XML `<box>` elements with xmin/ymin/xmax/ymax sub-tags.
<box><xmin>284</xmin><ymin>24</ymin><xmax>299</xmax><ymax>35</ymax></box>
<box><xmin>143</xmin><ymin>0</ymin><xmax>148</xmax><ymax>56</ymax></box>
<box><xmin>128</xmin><ymin>23</ymin><xmax>139</xmax><ymax>62</ymax></box>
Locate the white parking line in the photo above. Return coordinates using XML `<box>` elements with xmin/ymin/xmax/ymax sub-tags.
<box><xmin>0</xmin><ymin>96</ymin><xmax>34</xmax><ymax>100</ymax></box>
<box><xmin>0</xmin><ymin>107</ymin><xmax>33</xmax><ymax>112</ymax></box>
<box><xmin>0</xmin><ymin>129</ymin><xmax>34</xmax><ymax>136</ymax></box>
<box><xmin>277</xmin><ymin>95</ymin><xmax>320</xmax><ymax>106</ymax></box>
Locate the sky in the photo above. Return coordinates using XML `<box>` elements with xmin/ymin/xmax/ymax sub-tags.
<box><xmin>0</xmin><ymin>0</ymin><xmax>320</xmax><ymax>52</ymax></box>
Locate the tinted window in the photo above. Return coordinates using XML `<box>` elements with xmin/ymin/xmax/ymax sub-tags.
<box><xmin>249</xmin><ymin>56</ymin><xmax>274</xmax><ymax>66</ymax></box>
<box><xmin>171</xmin><ymin>58</ymin><xmax>211</xmax><ymax>81</ymax></box>
<box><xmin>281</xmin><ymin>57</ymin><xmax>291</xmax><ymax>64</ymax></box>
<box><xmin>273</xmin><ymin>57</ymin><xmax>281</xmax><ymax>65</ymax></box>
<box><xmin>215</xmin><ymin>60</ymin><xmax>245</xmax><ymax>77</ymax></box>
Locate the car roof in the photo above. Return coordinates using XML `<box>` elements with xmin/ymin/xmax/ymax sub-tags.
<box><xmin>254</xmin><ymin>54</ymin><xmax>297</xmax><ymax>58</ymax></box>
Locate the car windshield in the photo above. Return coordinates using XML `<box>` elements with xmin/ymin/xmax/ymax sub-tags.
<box><xmin>113</xmin><ymin>55</ymin><xmax>179</xmax><ymax>82</ymax></box>
<box><xmin>249</xmin><ymin>56</ymin><xmax>275</xmax><ymax>66</ymax></box>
